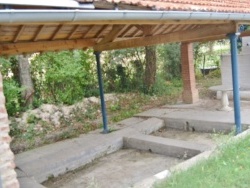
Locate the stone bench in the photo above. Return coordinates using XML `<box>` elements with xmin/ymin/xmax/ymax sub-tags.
<box><xmin>209</xmin><ymin>85</ymin><xmax>233</xmax><ymax>111</ymax></box>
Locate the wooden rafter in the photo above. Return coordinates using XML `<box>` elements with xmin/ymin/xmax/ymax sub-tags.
<box><xmin>99</xmin><ymin>25</ymin><xmax>125</xmax><ymax>44</ymax></box>
<box><xmin>50</xmin><ymin>24</ymin><xmax>64</xmax><ymax>40</ymax></box>
<box><xmin>119</xmin><ymin>25</ymin><xmax>134</xmax><ymax>38</ymax></box>
<box><xmin>0</xmin><ymin>39</ymin><xmax>96</xmax><ymax>55</ymax></box>
<box><xmin>82</xmin><ymin>25</ymin><xmax>96</xmax><ymax>38</ymax></box>
<box><xmin>67</xmin><ymin>25</ymin><xmax>81</xmax><ymax>40</ymax></box>
<box><xmin>162</xmin><ymin>24</ymin><xmax>176</xmax><ymax>34</ymax></box>
<box><xmin>33</xmin><ymin>25</ymin><xmax>45</xmax><ymax>42</ymax></box>
<box><xmin>95</xmin><ymin>25</ymin><xmax>109</xmax><ymax>38</ymax></box>
<box><xmin>94</xmin><ymin>24</ymin><xmax>236</xmax><ymax>51</ymax></box>
<box><xmin>136</xmin><ymin>25</ymin><xmax>154</xmax><ymax>36</ymax></box>
<box><xmin>13</xmin><ymin>25</ymin><xmax>25</xmax><ymax>43</ymax></box>
<box><xmin>152</xmin><ymin>25</ymin><xmax>164</xmax><ymax>35</ymax></box>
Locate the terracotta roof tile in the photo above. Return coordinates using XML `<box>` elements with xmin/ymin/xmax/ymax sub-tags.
<box><xmin>78</xmin><ymin>0</ymin><xmax>250</xmax><ymax>13</ymax></box>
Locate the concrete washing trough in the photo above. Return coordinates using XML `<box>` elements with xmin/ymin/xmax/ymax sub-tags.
<box><xmin>15</xmin><ymin>101</ymin><xmax>250</xmax><ymax>188</ymax></box>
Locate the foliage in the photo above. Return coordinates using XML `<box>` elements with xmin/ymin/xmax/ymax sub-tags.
<box><xmin>31</xmin><ymin>50</ymin><xmax>97</xmax><ymax>105</ymax></box>
<box><xmin>3</xmin><ymin>79</ymin><xmax>23</xmax><ymax>116</ymax></box>
<box><xmin>194</xmin><ymin>40</ymin><xmax>229</xmax><ymax>73</ymax></box>
<box><xmin>157</xmin><ymin>43</ymin><xmax>181</xmax><ymax>80</ymax></box>
<box><xmin>155</xmin><ymin>134</ymin><xmax>250</xmax><ymax>188</ymax></box>
<box><xmin>0</xmin><ymin>57</ymin><xmax>23</xmax><ymax>116</ymax></box>
<box><xmin>102</xmin><ymin>48</ymin><xmax>145</xmax><ymax>92</ymax></box>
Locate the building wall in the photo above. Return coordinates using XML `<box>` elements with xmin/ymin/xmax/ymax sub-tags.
<box><xmin>221</xmin><ymin>54</ymin><xmax>250</xmax><ymax>90</ymax></box>
<box><xmin>0</xmin><ymin>73</ymin><xmax>19</xmax><ymax>188</ymax></box>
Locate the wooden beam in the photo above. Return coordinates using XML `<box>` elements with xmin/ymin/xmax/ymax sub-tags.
<box><xmin>94</xmin><ymin>24</ymin><xmax>236</xmax><ymax>51</ymax></box>
<box><xmin>0</xmin><ymin>39</ymin><xmax>96</xmax><ymax>55</ymax></box>
<box><xmin>95</xmin><ymin>25</ymin><xmax>109</xmax><ymax>38</ymax></box>
<box><xmin>82</xmin><ymin>25</ymin><xmax>96</xmax><ymax>38</ymax></box>
<box><xmin>33</xmin><ymin>25</ymin><xmax>45</xmax><ymax>42</ymax></box>
<box><xmin>50</xmin><ymin>24</ymin><xmax>64</xmax><ymax>40</ymax></box>
<box><xmin>67</xmin><ymin>25</ymin><xmax>81</xmax><ymax>40</ymax></box>
<box><xmin>13</xmin><ymin>25</ymin><xmax>25</xmax><ymax>43</ymax></box>
<box><xmin>240</xmin><ymin>30</ymin><xmax>250</xmax><ymax>37</ymax></box>
<box><xmin>136</xmin><ymin>25</ymin><xmax>154</xmax><ymax>36</ymax></box>
<box><xmin>120</xmin><ymin>25</ymin><xmax>134</xmax><ymax>37</ymax></box>
<box><xmin>99</xmin><ymin>25</ymin><xmax>125</xmax><ymax>44</ymax></box>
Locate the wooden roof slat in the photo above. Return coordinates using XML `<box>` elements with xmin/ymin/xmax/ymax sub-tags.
<box><xmin>94</xmin><ymin>24</ymin><xmax>236</xmax><ymax>51</ymax></box>
<box><xmin>95</xmin><ymin>25</ymin><xmax>109</xmax><ymax>39</ymax></box>
<box><xmin>13</xmin><ymin>25</ymin><xmax>25</xmax><ymax>43</ymax></box>
<box><xmin>129</xmin><ymin>26</ymin><xmax>141</xmax><ymax>37</ymax></box>
<box><xmin>33</xmin><ymin>25</ymin><xmax>45</xmax><ymax>42</ymax></box>
<box><xmin>152</xmin><ymin>25</ymin><xmax>165</xmax><ymax>35</ymax></box>
<box><xmin>119</xmin><ymin>25</ymin><xmax>134</xmax><ymax>38</ymax></box>
<box><xmin>67</xmin><ymin>25</ymin><xmax>81</xmax><ymax>40</ymax></box>
<box><xmin>50</xmin><ymin>24</ymin><xmax>64</xmax><ymax>40</ymax></box>
<box><xmin>162</xmin><ymin>25</ymin><xmax>177</xmax><ymax>34</ymax></box>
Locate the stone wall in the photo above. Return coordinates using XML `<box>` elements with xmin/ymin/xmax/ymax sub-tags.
<box><xmin>0</xmin><ymin>73</ymin><xmax>19</xmax><ymax>188</ymax></box>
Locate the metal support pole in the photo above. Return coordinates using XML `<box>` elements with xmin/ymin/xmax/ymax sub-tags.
<box><xmin>94</xmin><ymin>51</ymin><xmax>109</xmax><ymax>134</ymax></box>
<box><xmin>228</xmin><ymin>33</ymin><xmax>242</xmax><ymax>134</ymax></box>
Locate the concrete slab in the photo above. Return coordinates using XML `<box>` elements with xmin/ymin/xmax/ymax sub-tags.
<box><xmin>136</xmin><ymin>107</ymin><xmax>250</xmax><ymax>133</ymax></box>
<box><xmin>130</xmin><ymin>117</ymin><xmax>165</xmax><ymax>135</ymax></box>
<box><xmin>16</xmin><ymin>132</ymin><xmax>124</xmax><ymax>183</ymax></box>
<box><xmin>135</xmin><ymin>108</ymin><xmax>177</xmax><ymax>118</ymax></box>
<box><xmin>43</xmin><ymin>149</ymin><xmax>183</xmax><ymax>188</ymax></box>
<box><xmin>19</xmin><ymin>177</ymin><xmax>46</xmax><ymax>188</ymax></box>
<box><xmin>124</xmin><ymin>134</ymin><xmax>210</xmax><ymax>159</ymax></box>
<box><xmin>15</xmin><ymin>100</ymin><xmax>250</xmax><ymax>187</ymax></box>
<box><xmin>15</xmin><ymin>118</ymin><xmax>165</xmax><ymax>185</ymax></box>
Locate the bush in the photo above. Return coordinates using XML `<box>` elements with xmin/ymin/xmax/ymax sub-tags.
<box><xmin>3</xmin><ymin>79</ymin><xmax>23</xmax><ymax>116</ymax></box>
<box><xmin>31</xmin><ymin>50</ymin><xmax>97</xmax><ymax>105</ymax></box>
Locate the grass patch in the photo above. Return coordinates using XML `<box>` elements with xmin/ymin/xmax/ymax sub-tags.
<box><xmin>155</xmin><ymin>134</ymin><xmax>250</xmax><ymax>188</ymax></box>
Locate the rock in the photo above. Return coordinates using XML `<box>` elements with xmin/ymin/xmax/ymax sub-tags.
<box><xmin>51</xmin><ymin>111</ymin><xmax>63</xmax><ymax>128</ymax></box>
<box><xmin>88</xmin><ymin>97</ymin><xmax>99</xmax><ymax>104</ymax></box>
<box><xmin>40</xmin><ymin>104</ymin><xmax>58</xmax><ymax>113</ymax></box>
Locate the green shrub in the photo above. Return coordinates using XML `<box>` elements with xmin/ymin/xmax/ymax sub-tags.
<box><xmin>31</xmin><ymin>50</ymin><xmax>97</xmax><ymax>105</ymax></box>
<box><xmin>3</xmin><ymin>79</ymin><xmax>23</xmax><ymax>116</ymax></box>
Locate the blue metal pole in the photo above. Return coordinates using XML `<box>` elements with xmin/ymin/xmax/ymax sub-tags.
<box><xmin>228</xmin><ymin>33</ymin><xmax>242</xmax><ymax>134</ymax></box>
<box><xmin>94</xmin><ymin>51</ymin><xmax>109</xmax><ymax>134</ymax></box>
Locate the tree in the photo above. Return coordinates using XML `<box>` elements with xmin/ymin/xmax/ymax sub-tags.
<box><xmin>157</xmin><ymin>43</ymin><xmax>181</xmax><ymax>80</ymax></box>
<box><xmin>18</xmin><ymin>55</ymin><xmax>34</xmax><ymax>107</ymax></box>
<box><xmin>144</xmin><ymin>46</ymin><xmax>157</xmax><ymax>93</ymax></box>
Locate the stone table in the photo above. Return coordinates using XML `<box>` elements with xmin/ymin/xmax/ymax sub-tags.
<box><xmin>209</xmin><ymin>85</ymin><xmax>233</xmax><ymax>111</ymax></box>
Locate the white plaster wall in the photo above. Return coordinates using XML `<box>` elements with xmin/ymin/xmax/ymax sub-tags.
<box><xmin>221</xmin><ymin>54</ymin><xmax>250</xmax><ymax>90</ymax></box>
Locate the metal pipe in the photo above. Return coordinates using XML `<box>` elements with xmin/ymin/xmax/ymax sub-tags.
<box><xmin>94</xmin><ymin>51</ymin><xmax>109</xmax><ymax>134</ymax></box>
<box><xmin>228</xmin><ymin>33</ymin><xmax>242</xmax><ymax>134</ymax></box>
<box><xmin>1</xmin><ymin>10</ymin><xmax>250</xmax><ymax>23</ymax></box>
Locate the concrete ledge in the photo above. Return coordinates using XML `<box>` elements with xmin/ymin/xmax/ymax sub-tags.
<box><xmin>124</xmin><ymin>134</ymin><xmax>210</xmax><ymax>159</ymax></box>
<box><xmin>165</xmin><ymin>118</ymin><xmax>235</xmax><ymax>133</ymax></box>
<box><xmin>16</xmin><ymin>133</ymin><xmax>124</xmax><ymax>183</ymax></box>
<box><xmin>18</xmin><ymin>177</ymin><xmax>45</xmax><ymax>188</ymax></box>
<box><xmin>134</xmin><ymin>128</ymin><xmax>250</xmax><ymax>188</ymax></box>
<box><xmin>130</xmin><ymin>118</ymin><xmax>165</xmax><ymax>135</ymax></box>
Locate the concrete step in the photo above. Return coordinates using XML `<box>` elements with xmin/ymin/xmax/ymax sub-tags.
<box><xmin>124</xmin><ymin>133</ymin><xmax>210</xmax><ymax>159</ymax></box>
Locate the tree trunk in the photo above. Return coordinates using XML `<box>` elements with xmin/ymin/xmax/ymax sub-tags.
<box><xmin>18</xmin><ymin>55</ymin><xmax>34</xmax><ymax>106</ymax></box>
<box><xmin>144</xmin><ymin>46</ymin><xmax>157</xmax><ymax>93</ymax></box>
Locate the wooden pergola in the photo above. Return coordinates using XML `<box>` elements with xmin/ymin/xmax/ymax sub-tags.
<box><xmin>0</xmin><ymin>1</ymin><xmax>249</xmax><ymax>132</ymax></box>
<box><xmin>0</xmin><ymin>13</ymin><xmax>250</xmax><ymax>56</ymax></box>
<box><xmin>1</xmin><ymin>1</ymin><xmax>250</xmax><ymax>186</ymax></box>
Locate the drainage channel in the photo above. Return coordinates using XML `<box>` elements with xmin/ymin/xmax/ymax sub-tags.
<box><xmin>43</xmin><ymin>149</ymin><xmax>184</xmax><ymax>188</ymax></box>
